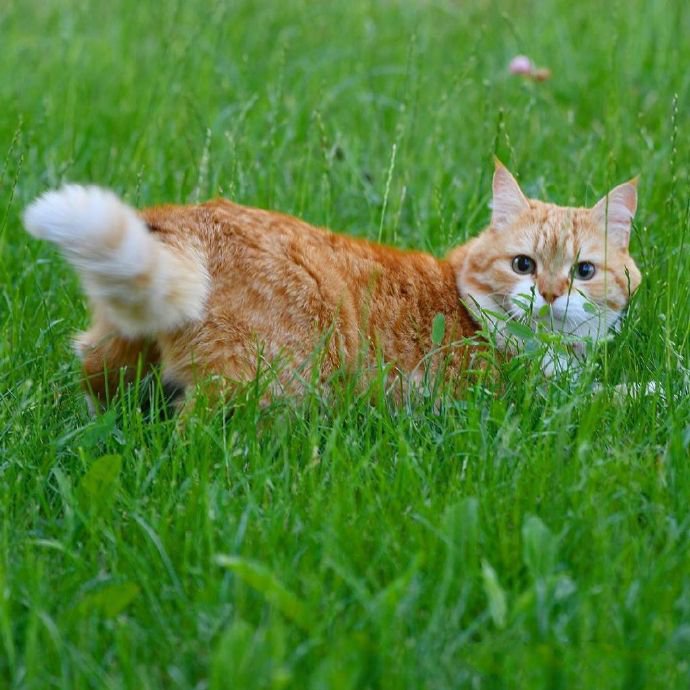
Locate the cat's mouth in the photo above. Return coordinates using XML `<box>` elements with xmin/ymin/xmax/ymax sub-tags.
<box><xmin>508</xmin><ymin>297</ymin><xmax>594</xmax><ymax>333</ymax></box>
<box><xmin>509</xmin><ymin>293</ymin><xmax>596</xmax><ymax>321</ymax></box>
<box><xmin>479</xmin><ymin>293</ymin><xmax>609</xmax><ymax>344</ymax></box>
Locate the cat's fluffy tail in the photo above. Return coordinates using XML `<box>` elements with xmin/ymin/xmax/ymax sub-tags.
<box><xmin>24</xmin><ymin>185</ymin><xmax>209</xmax><ymax>337</ymax></box>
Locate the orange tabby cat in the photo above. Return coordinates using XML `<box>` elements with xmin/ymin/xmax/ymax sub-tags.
<box><xmin>23</xmin><ymin>161</ymin><xmax>641</xmax><ymax>409</ymax></box>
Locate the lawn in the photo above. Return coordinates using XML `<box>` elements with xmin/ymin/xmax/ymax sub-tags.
<box><xmin>1</xmin><ymin>0</ymin><xmax>690</xmax><ymax>688</ymax></box>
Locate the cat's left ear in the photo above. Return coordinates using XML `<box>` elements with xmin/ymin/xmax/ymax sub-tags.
<box><xmin>592</xmin><ymin>178</ymin><xmax>638</xmax><ymax>248</ymax></box>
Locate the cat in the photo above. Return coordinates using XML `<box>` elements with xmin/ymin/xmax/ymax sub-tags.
<box><xmin>23</xmin><ymin>161</ymin><xmax>641</xmax><ymax>410</ymax></box>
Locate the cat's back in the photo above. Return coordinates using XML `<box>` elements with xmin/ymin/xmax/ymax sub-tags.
<box><xmin>140</xmin><ymin>197</ymin><xmax>468</xmax><ymax>328</ymax></box>
<box><xmin>142</xmin><ymin>197</ymin><xmax>330</xmax><ymax>243</ymax></box>
<box><xmin>141</xmin><ymin>197</ymin><xmax>442</xmax><ymax>280</ymax></box>
<box><xmin>140</xmin><ymin>197</ymin><xmax>475</xmax><ymax>377</ymax></box>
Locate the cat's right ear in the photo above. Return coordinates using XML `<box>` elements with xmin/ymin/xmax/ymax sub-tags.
<box><xmin>491</xmin><ymin>159</ymin><xmax>529</xmax><ymax>231</ymax></box>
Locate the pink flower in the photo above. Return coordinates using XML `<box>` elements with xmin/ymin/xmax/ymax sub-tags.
<box><xmin>509</xmin><ymin>55</ymin><xmax>533</xmax><ymax>75</ymax></box>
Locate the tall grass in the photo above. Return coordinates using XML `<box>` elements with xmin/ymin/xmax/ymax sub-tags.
<box><xmin>1</xmin><ymin>0</ymin><xmax>689</xmax><ymax>687</ymax></box>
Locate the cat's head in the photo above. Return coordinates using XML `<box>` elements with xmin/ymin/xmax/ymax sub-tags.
<box><xmin>453</xmin><ymin>161</ymin><xmax>641</xmax><ymax>354</ymax></box>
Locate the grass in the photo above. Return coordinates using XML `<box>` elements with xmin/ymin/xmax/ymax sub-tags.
<box><xmin>1</xmin><ymin>0</ymin><xmax>690</xmax><ymax>687</ymax></box>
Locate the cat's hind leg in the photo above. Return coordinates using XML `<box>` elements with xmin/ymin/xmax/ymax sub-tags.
<box><xmin>74</xmin><ymin>316</ymin><xmax>163</xmax><ymax>414</ymax></box>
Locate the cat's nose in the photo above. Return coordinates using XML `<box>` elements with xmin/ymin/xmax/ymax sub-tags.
<box><xmin>537</xmin><ymin>277</ymin><xmax>567</xmax><ymax>304</ymax></box>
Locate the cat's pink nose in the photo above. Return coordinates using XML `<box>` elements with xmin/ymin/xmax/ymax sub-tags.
<box><xmin>540</xmin><ymin>290</ymin><xmax>559</xmax><ymax>304</ymax></box>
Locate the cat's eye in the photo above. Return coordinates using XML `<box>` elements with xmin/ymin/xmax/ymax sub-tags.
<box><xmin>511</xmin><ymin>255</ymin><xmax>536</xmax><ymax>275</ymax></box>
<box><xmin>574</xmin><ymin>261</ymin><xmax>596</xmax><ymax>280</ymax></box>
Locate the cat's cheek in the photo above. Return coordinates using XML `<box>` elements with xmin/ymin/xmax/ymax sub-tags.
<box><xmin>509</xmin><ymin>278</ymin><xmax>539</xmax><ymax>316</ymax></box>
<box><xmin>459</xmin><ymin>287</ymin><xmax>510</xmax><ymax>345</ymax></box>
<box><xmin>581</xmin><ymin>279</ymin><xmax>616</xmax><ymax>311</ymax></box>
<box><xmin>465</xmin><ymin>292</ymin><xmax>501</xmax><ymax>320</ymax></box>
<box><xmin>603</xmin><ymin>305</ymin><xmax>625</xmax><ymax>334</ymax></box>
<box><xmin>579</xmin><ymin>303</ymin><xmax>621</xmax><ymax>341</ymax></box>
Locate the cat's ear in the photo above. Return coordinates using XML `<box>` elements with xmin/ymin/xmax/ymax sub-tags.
<box><xmin>592</xmin><ymin>178</ymin><xmax>638</xmax><ymax>248</ymax></box>
<box><xmin>491</xmin><ymin>159</ymin><xmax>529</xmax><ymax>231</ymax></box>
